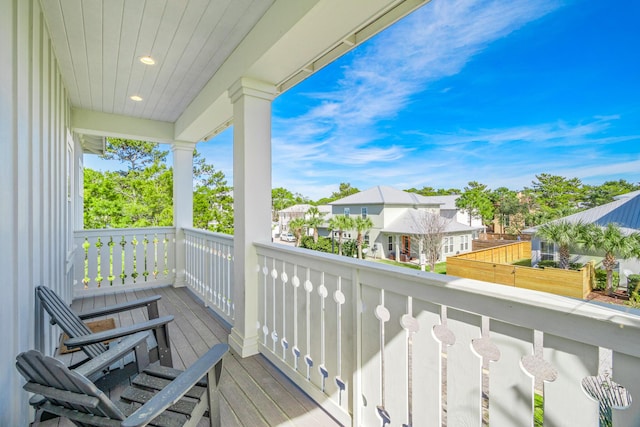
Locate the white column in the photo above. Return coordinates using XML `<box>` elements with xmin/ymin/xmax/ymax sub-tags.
<box><xmin>172</xmin><ymin>141</ymin><xmax>195</xmax><ymax>288</ymax></box>
<box><xmin>228</xmin><ymin>78</ymin><xmax>276</xmax><ymax>357</ymax></box>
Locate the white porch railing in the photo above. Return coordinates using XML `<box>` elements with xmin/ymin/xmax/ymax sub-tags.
<box><xmin>184</xmin><ymin>228</ymin><xmax>234</xmax><ymax>325</ymax></box>
<box><xmin>73</xmin><ymin>227</ymin><xmax>176</xmax><ymax>297</ymax></box>
<box><xmin>254</xmin><ymin>242</ymin><xmax>640</xmax><ymax>427</ymax></box>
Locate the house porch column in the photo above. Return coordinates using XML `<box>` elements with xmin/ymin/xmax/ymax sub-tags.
<box><xmin>228</xmin><ymin>78</ymin><xmax>276</xmax><ymax>357</ymax></box>
<box><xmin>172</xmin><ymin>141</ymin><xmax>195</xmax><ymax>287</ymax></box>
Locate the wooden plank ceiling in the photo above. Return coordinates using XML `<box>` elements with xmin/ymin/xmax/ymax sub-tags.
<box><xmin>40</xmin><ymin>0</ymin><xmax>274</xmax><ymax>123</ymax></box>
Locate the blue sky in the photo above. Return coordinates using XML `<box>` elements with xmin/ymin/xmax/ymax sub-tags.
<box><xmin>88</xmin><ymin>0</ymin><xmax>640</xmax><ymax>201</ymax></box>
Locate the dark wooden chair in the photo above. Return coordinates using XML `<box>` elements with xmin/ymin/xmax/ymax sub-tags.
<box><xmin>36</xmin><ymin>285</ymin><xmax>174</xmax><ymax>373</ymax></box>
<box><xmin>16</xmin><ymin>341</ymin><xmax>228</xmax><ymax>427</ymax></box>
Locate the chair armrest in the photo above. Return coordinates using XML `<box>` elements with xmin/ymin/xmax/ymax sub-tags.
<box><xmin>74</xmin><ymin>332</ymin><xmax>149</xmax><ymax>378</ymax></box>
<box><xmin>64</xmin><ymin>315</ymin><xmax>173</xmax><ymax>348</ymax></box>
<box><xmin>77</xmin><ymin>295</ymin><xmax>162</xmax><ymax>320</ymax></box>
<box><xmin>121</xmin><ymin>343</ymin><xmax>229</xmax><ymax>427</ymax></box>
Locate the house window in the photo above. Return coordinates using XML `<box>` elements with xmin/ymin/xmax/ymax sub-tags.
<box><xmin>344</xmin><ymin>208</ymin><xmax>350</xmax><ymax>217</ymax></box>
<box><xmin>443</xmin><ymin>237</ymin><xmax>454</xmax><ymax>254</ymax></box>
<box><xmin>364</xmin><ymin>233</ymin><xmax>370</xmax><ymax>245</ymax></box>
<box><xmin>540</xmin><ymin>241</ymin><xmax>555</xmax><ymax>261</ymax></box>
<box><xmin>388</xmin><ymin>236</ymin><xmax>393</xmax><ymax>251</ymax></box>
<box><xmin>460</xmin><ymin>235</ymin><xmax>469</xmax><ymax>251</ymax></box>
<box><xmin>361</xmin><ymin>207</ymin><xmax>368</xmax><ymax>219</ymax></box>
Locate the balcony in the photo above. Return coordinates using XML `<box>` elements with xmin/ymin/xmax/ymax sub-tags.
<box><xmin>5</xmin><ymin>1</ymin><xmax>640</xmax><ymax>424</ymax></box>
<box><xmin>68</xmin><ymin>227</ymin><xmax>640</xmax><ymax>426</ymax></box>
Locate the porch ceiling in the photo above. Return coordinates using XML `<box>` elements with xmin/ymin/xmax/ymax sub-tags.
<box><xmin>41</xmin><ymin>0</ymin><xmax>428</xmax><ymax>145</ymax></box>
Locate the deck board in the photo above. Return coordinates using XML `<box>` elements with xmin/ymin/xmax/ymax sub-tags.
<box><xmin>33</xmin><ymin>285</ymin><xmax>343</xmax><ymax>427</ymax></box>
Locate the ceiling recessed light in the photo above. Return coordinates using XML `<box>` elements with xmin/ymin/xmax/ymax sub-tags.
<box><xmin>139</xmin><ymin>56</ymin><xmax>155</xmax><ymax>65</ymax></box>
<box><xmin>130</xmin><ymin>95</ymin><xmax>143</xmax><ymax>102</ymax></box>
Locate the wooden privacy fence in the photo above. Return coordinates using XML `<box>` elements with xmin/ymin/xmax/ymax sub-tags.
<box><xmin>456</xmin><ymin>241</ymin><xmax>531</xmax><ymax>263</ymax></box>
<box><xmin>448</xmin><ymin>241</ymin><xmax>593</xmax><ymax>299</ymax></box>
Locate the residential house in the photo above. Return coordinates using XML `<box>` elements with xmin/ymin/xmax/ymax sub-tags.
<box><xmin>4</xmin><ymin>1</ymin><xmax>640</xmax><ymax>425</ymax></box>
<box><xmin>525</xmin><ymin>190</ymin><xmax>640</xmax><ymax>286</ymax></box>
<box><xmin>277</xmin><ymin>203</ymin><xmax>331</xmax><ymax>237</ymax></box>
<box><xmin>329</xmin><ymin>186</ymin><xmax>483</xmax><ymax>261</ymax></box>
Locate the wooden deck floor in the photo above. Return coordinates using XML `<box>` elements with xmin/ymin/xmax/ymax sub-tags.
<box><xmin>35</xmin><ymin>285</ymin><xmax>343</xmax><ymax>427</ymax></box>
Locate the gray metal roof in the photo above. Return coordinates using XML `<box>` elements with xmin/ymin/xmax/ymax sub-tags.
<box><xmin>383</xmin><ymin>209</ymin><xmax>482</xmax><ymax>234</ymax></box>
<box><xmin>524</xmin><ymin>190</ymin><xmax>640</xmax><ymax>235</ymax></box>
<box><xmin>421</xmin><ymin>194</ymin><xmax>460</xmax><ymax>210</ymax></box>
<box><xmin>330</xmin><ymin>185</ymin><xmax>444</xmax><ymax>206</ymax></box>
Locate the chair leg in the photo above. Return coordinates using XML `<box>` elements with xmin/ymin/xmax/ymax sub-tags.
<box><xmin>205</xmin><ymin>359</ymin><xmax>224</xmax><ymax>427</ymax></box>
<box><xmin>155</xmin><ymin>325</ymin><xmax>173</xmax><ymax>367</ymax></box>
<box><xmin>134</xmin><ymin>339</ymin><xmax>150</xmax><ymax>372</ymax></box>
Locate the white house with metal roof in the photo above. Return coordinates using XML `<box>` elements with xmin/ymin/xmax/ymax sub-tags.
<box><xmin>329</xmin><ymin>186</ymin><xmax>483</xmax><ymax>262</ymax></box>
<box><xmin>525</xmin><ymin>190</ymin><xmax>640</xmax><ymax>286</ymax></box>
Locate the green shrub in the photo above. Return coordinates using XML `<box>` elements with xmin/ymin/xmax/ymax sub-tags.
<box><xmin>594</xmin><ymin>269</ymin><xmax>619</xmax><ymax>291</ymax></box>
<box><xmin>627</xmin><ymin>274</ymin><xmax>640</xmax><ymax>295</ymax></box>
<box><xmin>537</xmin><ymin>260</ymin><xmax>583</xmax><ymax>270</ymax></box>
<box><xmin>299</xmin><ymin>236</ymin><xmax>335</xmax><ymax>253</ymax></box>
<box><xmin>538</xmin><ymin>260</ymin><xmax>558</xmax><ymax>268</ymax></box>
<box><xmin>341</xmin><ymin>239</ymin><xmax>357</xmax><ymax>257</ymax></box>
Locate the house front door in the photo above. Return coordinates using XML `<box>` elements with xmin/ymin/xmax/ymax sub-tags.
<box><xmin>401</xmin><ymin>235</ymin><xmax>411</xmax><ymax>261</ymax></box>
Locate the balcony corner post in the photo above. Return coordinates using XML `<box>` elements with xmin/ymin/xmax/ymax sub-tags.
<box><xmin>228</xmin><ymin>78</ymin><xmax>276</xmax><ymax>357</ymax></box>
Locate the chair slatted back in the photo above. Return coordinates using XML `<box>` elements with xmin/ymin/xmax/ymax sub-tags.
<box><xmin>36</xmin><ymin>286</ymin><xmax>108</xmax><ymax>359</ymax></box>
<box><xmin>16</xmin><ymin>350</ymin><xmax>125</xmax><ymax>421</ymax></box>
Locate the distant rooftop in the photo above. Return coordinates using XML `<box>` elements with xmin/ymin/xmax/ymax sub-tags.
<box><xmin>330</xmin><ymin>185</ymin><xmax>445</xmax><ymax>206</ymax></box>
<box><xmin>525</xmin><ymin>190</ymin><xmax>640</xmax><ymax>235</ymax></box>
<box><xmin>383</xmin><ymin>209</ymin><xmax>482</xmax><ymax>234</ymax></box>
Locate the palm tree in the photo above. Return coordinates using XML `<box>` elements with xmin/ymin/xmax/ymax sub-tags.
<box><xmin>328</xmin><ymin>214</ymin><xmax>355</xmax><ymax>256</ymax></box>
<box><xmin>535</xmin><ymin>220</ymin><xmax>585</xmax><ymax>269</ymax></box>
<box><xmin>305</xmin><ymin>206</ymin><xmax>326</xmax><ymax>243</ymax></box>
<box><xmin>582</xmin><ymin>223</ymin><xmax>640</xmax><ymax>295</ymax></box>
<box><xmin>354</xmin><ymin>216</ymin><xmax>374</xmax><ymax>259</ymax></box>
<box><xmin>288</xmin><ymin>217</ymin><xmax>306</xmax><ymax>247</ymax></box>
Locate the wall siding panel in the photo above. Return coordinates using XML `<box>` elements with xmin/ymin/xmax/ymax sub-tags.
<box><xmin>0</xmin><ymin>0</ymin><xmax>74</xmax><ymax>423</ymax></box>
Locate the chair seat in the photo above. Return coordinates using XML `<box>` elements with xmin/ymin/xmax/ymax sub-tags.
<box><xmin>16</xmin><ymin>344</ymin><xmax>228</xmax><ymax>427</ymax></box>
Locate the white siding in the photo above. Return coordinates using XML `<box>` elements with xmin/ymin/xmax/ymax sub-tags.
<box><xmin>0</xmin><ymin>0</ymin><xmax>74</xmax><ymax>423</ymax></box>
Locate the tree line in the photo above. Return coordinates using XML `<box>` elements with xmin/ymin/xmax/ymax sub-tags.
<box><xmin>84</xmin><ymin>138</ymin><xmax>233</xmax><ymax>233</ymax></box>
<box><xmin>84</xmin><ymin>138</ymin><xmax>639</xmax><ymax>235</ymax></box>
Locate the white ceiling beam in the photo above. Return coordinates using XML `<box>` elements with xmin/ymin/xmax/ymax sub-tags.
<box><xmin>71</xmin><ymin>108</ymin><xmax>175</xmax><ymax>144</ymax></box>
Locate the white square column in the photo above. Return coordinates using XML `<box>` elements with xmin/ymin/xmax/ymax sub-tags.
<box><xmin>172</xmin><ymin>141</ymin><xmax>196</xmax><ymax>287</ymax></box>
<box><xmin>228</xmin><ymin>78</ymin><xmax>276</xmax><ymax>357</ymax></box>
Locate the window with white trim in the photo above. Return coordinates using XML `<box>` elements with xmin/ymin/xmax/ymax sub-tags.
<box><xmin>540</xmin><ymin>241</ymin><xmax>556</xmax><ymax>261</ymax></box>
<box><xmin>361</xmin><ymin>207</ymin><xmax>368</xmax><ymax>218</ymax></box>
<box><xmin>344</xmin><ymin>207</ymin><xmax>350</xmax><ymax>217</ymax></box>
<box><xmin>460</xmin><ymin>235</ymin><xmax>469</xmax><ymax>251</ymax></box>
<box><xmin>443</xmin><ymin>237</ymin><xmax>454</xmax><ymax>254</ymax></box>
<box><xmin>388</xmin><ymin>236</ymin><xmax>393</xmax><ymax>251</ymax></box>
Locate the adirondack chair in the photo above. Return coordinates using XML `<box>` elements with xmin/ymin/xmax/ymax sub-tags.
<box><xmin>36</xmin><ymin>285</ymin><xmax>174</xmax><ymax>374</ymax></box>
<box><xmin>16</xmin><ymin>340</ymin><xmax>229</xmax><ymax>427</ymax></box>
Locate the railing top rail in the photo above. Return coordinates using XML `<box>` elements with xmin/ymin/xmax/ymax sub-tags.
<box><xmin>254</xmin><ymin>241</ymin><xmax>640</xmax><ymax>358</ymax></box>
<box><xmin>75</xmin><ymin>227</ymin><xmax>176</xmax><ymax>237</ymax></box>
<box><xmin>183</xmin><ymin>227</ymin><xmax>234</xmax><ymax>241</ymax></box>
